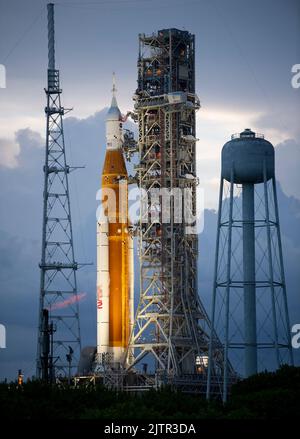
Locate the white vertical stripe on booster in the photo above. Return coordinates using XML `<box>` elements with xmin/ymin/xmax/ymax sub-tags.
<box><xmin>97</xmin><ymin>219</ymin><xmax>110</xmax><ymax>358</ymax></box>
<box><xmin>129</xmin><ymin>234</ymin><xmax>134</xmax><ymax>340</ymax></box>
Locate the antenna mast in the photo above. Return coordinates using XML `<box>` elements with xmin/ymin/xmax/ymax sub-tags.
<box><xmin>36</xmin><ymin>3</ymin><xmax>81</xmax><ymax>380</ymax></box>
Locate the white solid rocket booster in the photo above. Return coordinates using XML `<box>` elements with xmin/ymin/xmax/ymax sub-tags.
<box><xmin>96</xmin><ymin>218</ymin><xmax>110</xmax><ymax>359</ymax></box>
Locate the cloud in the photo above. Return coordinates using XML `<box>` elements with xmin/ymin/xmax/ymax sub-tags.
<box><xmin>16</xmin><ymin>128</ymin><xmax>43</xmax><ymax>150</ymax></box>
<box><xmin>199</xmin><ymin>107</ymin><xmax>262</xmax><ymax>126</ymax></box>
<box><xmin>0</xmin><ymin>108</ymin><xmax>300</xmax><ymax>380</ymax></box>
<box><xmin>0</xmin><ymin>228</ymin><xmax>40</xmax><ymax>379</ymax></box>
<box><xmin>275</xmin><ymin>139</ymin><xmax>300</xmax><ymax>200</ymax></box>
<box><xmin>195</xmin><ymin>105</ymin><xmax>300</xmax><ymax>209</ymax></box>
<box><xmin>254</xmin><ymin>107</ymin><xmax>300</xmax><ymax>141</ymax></box>
<box><xmin>0</xmin><ymin>128</ymin><xmax>43</xmax><ymax>169</ymax></box>
<box><xmin>199</xmin><ymin>184</ymin><xmax>300</xmax><ymax>369</ymax></box>
<box><xmin>0</xmin><ymin>137</ymin><xmax>19</xmax><ymax>168</ymax></box>
<box><xmin>196</xmin><ymin>107</ymin><xmax>263</xmax><ymax>209</ymax></box>
<box><xmin>0</xmin><ymin>111</ymin><xmax>109</xmax><ymax>380</ymax></box>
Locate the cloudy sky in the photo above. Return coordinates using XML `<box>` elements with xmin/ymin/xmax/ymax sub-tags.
<box><xmin>0</xmin><ymin>0</ymin><xmax>299</xmax><ymax>379</ymax></box>
<box><xmin>1</xmin><ymin>0</ymin><xmax>299</xmax><ymax>204</ymax></box>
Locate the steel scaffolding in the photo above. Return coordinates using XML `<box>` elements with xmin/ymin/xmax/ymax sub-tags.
<box><xmin>126</xmin><ymin>29</ymin><xmax>223</xmax><ymax>391</ymax></box>
<box><xmin>36</xmin><ymin>3</ymin><xmax>81</xmax><ymax>380</ymax></box>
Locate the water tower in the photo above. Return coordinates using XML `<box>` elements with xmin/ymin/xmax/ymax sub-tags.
<box><xmin>207</xmin><ymin>129</ymin><xmax>294</xmax><ymax>401</ymax></box>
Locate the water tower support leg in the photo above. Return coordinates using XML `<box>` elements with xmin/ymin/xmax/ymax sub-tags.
<box><xmin>242</xmin><ymin>182</ymin><xmax>257</xmax><ymax>377</ymax></box>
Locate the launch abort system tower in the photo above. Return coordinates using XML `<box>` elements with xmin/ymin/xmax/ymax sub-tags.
<box><xmin>126</xmin><ymin>29</ymin><xmax>218</xmax><ymax>389</ymax></box>
<box><xmin>36</xmin><ymin>3</ymin><xmax>81</xmax><ymax>379</ymax></box>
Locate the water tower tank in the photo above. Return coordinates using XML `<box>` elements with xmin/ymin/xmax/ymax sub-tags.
<box><xmin>221</xmin><ymin>128</ymin><xmax>274</xmax><ymax>184</ymax></box>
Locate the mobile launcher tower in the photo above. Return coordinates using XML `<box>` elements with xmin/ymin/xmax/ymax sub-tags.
<box><xmin>122</xmin><ymin>29</ymin><xmax>226</xmax><ymax>392</ymax></box>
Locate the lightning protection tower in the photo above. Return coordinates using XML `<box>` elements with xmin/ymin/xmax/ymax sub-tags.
<box><xmin>207</xmin><ymin>129</ymin><xmax>294</xmax><ymax>402</ymax></box>
<box><xmin>36</xmin><ymin>3</ymin><xmax>81</xmax><ymax>380</ymax></box>
<box><xmin>126</xmin><ymin>29</ymin><xmax>225</xmax><ymax>392</ymax></box>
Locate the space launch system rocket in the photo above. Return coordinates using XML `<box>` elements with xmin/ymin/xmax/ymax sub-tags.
<box><xmin>96</xmin><ymin>77</ymin><xmax>134</xmax><ymax>366</ymax></box>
